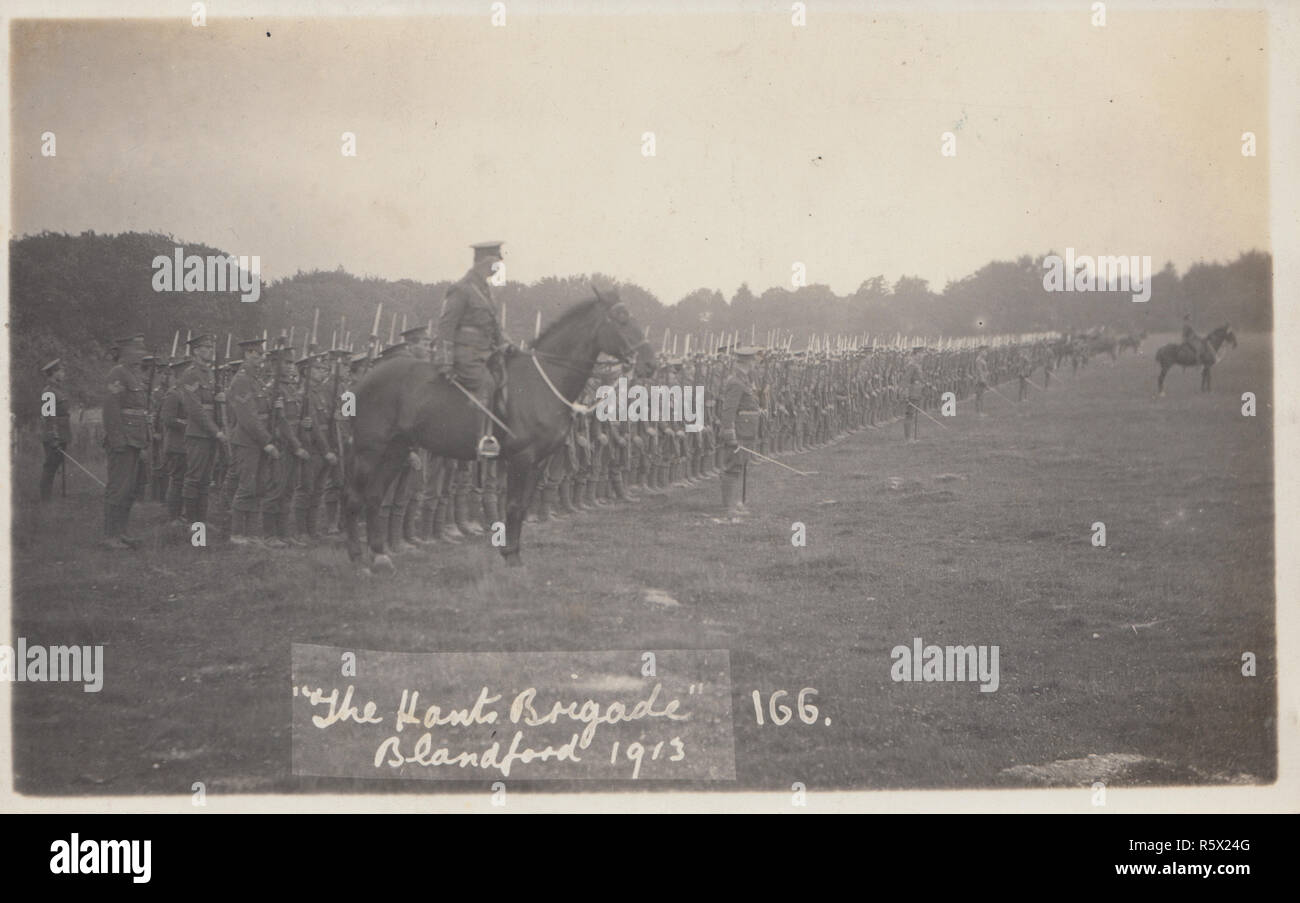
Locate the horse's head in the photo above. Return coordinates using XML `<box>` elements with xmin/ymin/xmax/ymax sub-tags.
<box><xmin>592</xmin><ymin>286</ymin><xmax>657</xmax><ymax>378</ymax></box>
<box><xmin>1208</xmin><ymin>324</ymin><xmax>1237</xmax><ymax>349</ymax></box>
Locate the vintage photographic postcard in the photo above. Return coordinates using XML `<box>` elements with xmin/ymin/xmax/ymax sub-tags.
<box><xmin>2</xmin><ymin>0</ymin><xmax>1296</xmax><ymax>815</ymax></box>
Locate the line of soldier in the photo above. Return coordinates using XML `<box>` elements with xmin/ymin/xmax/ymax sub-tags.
<box><xmin>82</xmin><ymin>323</ymin><xmax>1068</xmax><ymax>550</ymax></box>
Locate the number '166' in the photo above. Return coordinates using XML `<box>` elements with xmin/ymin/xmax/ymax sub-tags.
<box><xmin>751</xmin><ymin>689</ymin><xmax>818</xmax><ymax>726</ymax></box>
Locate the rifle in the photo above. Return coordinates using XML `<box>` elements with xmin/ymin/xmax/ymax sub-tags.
<box><xmin>329</xmin><ymin>348</ymin><xmax>347</xmax><ymax>477</ymax></box>
<box><xmin>369</xmin><ymin>303</ymin><xmax>383</xmax><ymax>362</ymax></box>
<box><xmin>214</xmin><ymin>334</ymin><xmax>231</xmax><ymax>459</ymax></box>
<box><xmin>143</xmin><ymin>355</ymin><xmax>158</xmax><ymax>483</ymax></box>
<box><xmin>270</xmin><ymin>333</ymin><xmax>287</xmax><ymax>442</ymax></box>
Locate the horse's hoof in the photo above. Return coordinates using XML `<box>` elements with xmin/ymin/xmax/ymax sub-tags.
<box><xmin>372</xmin><ymin>554</ymin><xmax>394</xmax><ymax>573</ymax></box>
<box><xmin>358</xmin><ymin>567</ymin><xmax>373</xmax><ymax>578</ymax></box>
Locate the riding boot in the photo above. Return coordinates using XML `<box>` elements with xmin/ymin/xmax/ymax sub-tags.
<box><xmin>454</xmin><ymin>489</ymin><xmax>482</xmax><ymax>536</ymax></box>
<box><xmin>305</xmin><ymin>506</ymin><xmax>320</xmax><ymax>542</ymax></box>
<box><xmin>595</xmin><ymin>477</ymin><xmax>611</xmax><ymax>506</ymax></box>
<box><xmin>295</xmin><ymin>508</ymin><xmax>311</xmax><ymax>542</ymax></box>
<box><xmin>481</xmin><ymin>487</ymin><xmax>500</xmax><ymax>532</ymax></box>
<box><xmin>324</xmin><ymin>499</ymin><xmax>340</xmax><ymax>535</ymax></box>
<box><xmin>719</xmin><ymin>472</ymin><xmax>741</xmax><ymax>519</ymax></box>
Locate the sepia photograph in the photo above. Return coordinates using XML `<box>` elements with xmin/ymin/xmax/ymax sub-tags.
<box><xmin>1</xmin><ymin>0</ymin><xmax>1294</xmax><ymax>820</ymax></box>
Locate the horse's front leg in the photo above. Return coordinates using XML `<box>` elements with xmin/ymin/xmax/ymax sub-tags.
<box><xmin>501</xmin><ymin>455</ymin><xmax>539</xmax><ymax>565</ymax></box>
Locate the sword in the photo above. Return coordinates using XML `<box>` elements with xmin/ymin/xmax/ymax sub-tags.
<box><xmin>908</xmin><ymin>400</ymin><xmax>948</xmax><ymax>428</ymax></box>
<box><xmin>985</xmin><ymin>383</ymin><xmax>1018</xmax><ymax>405</ymax></box>
<box><xmin>736</xmin><ymin>445</ymin><xmax>817</xmax><ymax>475</ymax></box>
<box><xmin>59</xmin><ymin>448</ymin><xmax>106</xmax><ymax>487</ymax></box>
<box><xmin>445</xmin><ymin>376</ymin><xmax>516</xmax><ymax>437</ymax></box>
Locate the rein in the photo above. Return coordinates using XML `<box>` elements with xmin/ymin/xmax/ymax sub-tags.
<box><xmin>532</xmin><ymin>352</ymin><xmax>592</xmax><ymax>415</ymax></box>
<box><xmin>525</xmin><ymin>299</ymin><xmax>651</xmax><ymax>415</ymax></box>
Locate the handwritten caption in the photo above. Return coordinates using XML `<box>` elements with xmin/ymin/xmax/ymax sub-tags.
<box><xmin>291</xmin><ymin>646</ymin><xmax>735</xmax><ymax>781</ymax></box>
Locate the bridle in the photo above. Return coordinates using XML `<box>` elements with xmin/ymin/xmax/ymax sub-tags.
<box><xmin>529</xmin><ymin>296</ymin><xmax>653</xmax><ymax>414</ymax></box>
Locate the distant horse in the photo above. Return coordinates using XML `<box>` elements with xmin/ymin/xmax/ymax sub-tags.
<box><xmin>343</xmin><ymin>290</ymin><xmax>656</xmax><ymax>571</ymax></box>
<box><xmin>1155</xmin><ymin>324</ymin><xmax>1236</xmax><ymax>395</ymax></box>
<box><xmin>1117</xmin><ymin>329</ymin><xmax>1147</xmax><ymax>355</ymax></box>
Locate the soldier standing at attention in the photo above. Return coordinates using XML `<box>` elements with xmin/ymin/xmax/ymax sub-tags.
<box><xmin>903</xmin><ymin>345</ymin><xmax>925</xmax><ymax>443</ymax></box>
<box><xmin>160</xmin><ymin>356</ymin><xmax>191</xmax><ymax>523</ymax></box>
<box><xmin>1017</xmin><ymin>350</ymin><xmax>1032</xmax><ymax>402</ymax></box>
<box><xmin>718</xmin><ymin>346</ymin><xmax>761</xmax><ymax>520</ymax></box>
<box><xmin>39</xmin><ymin>358</ymin><xmax>72</xmax><ymax>503</ymax></box>
<box><xmin>227</xmin><ymin>338</ymin><xmax>280</xmax><ymax>546</ymax></box>
<box><xmin>101</xmin><ymin>336</ymin><xmax>150</xmax><ymax>549</ymax></box>
<box><xmin>293</xmin><ymin>353</ymin><xmax>339</xmax><ymax>543</ymax></box>
<box><xmin>267</xmin><ymin>349</ymin><xmax>311</xmax><ymax>547</ymax></box>
<box><xmin>178</xmin><ymin>334</ymin><xmax>226</xmax><ymax>530</ymax></box>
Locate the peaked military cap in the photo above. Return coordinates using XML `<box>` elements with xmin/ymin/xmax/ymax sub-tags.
<box><xmin>186</xmin><ymin>333</ymin><xmax>216</xmax><ymax>348</ymax></box>
<box><xmin>471</xmin><ymin>241</ymin><xmax>504</xmax><ymax>263</ymax></box>
<box><xmin>732</xmin><ymin>345</ymin><xmax>761</xmax><ymax>359</ymax></box>
<box><xmin>401</xmin><ymin>325</ymin><xmax>428</xmax><ymax>341</ymax></box>
<box><xmin>237</xmin><ymin>337</ymin><xmax>266</xmax><ymax>350</ymax></box>
<box><xmin>169</xmin><ymin>357</ymin><xmax>193</xmax><ymax>369</ymax></box>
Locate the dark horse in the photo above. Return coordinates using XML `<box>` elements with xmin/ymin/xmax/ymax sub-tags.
<box><xmin>1155</xmin><ymin>324</ymin><xmax>1236</xmax><ymax>395</ymax></box>
<box><xmin>343</xmin><ymin>290</ymin><xmax>656</xmax><ymax>571</ymax></box>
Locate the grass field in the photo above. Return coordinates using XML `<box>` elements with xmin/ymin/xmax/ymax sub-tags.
<box><xmin>8</xmin><ymin>333</ymin><xmax>1275</xmax><ymax>795</ymax></box>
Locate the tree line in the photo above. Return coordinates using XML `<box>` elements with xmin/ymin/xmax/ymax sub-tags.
<box><xmin>9</xmin><ymin>230</ymin><xmax>1271</xmax><ymax>422</ymax></box>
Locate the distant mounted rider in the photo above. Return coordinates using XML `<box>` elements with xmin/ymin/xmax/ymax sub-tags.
<box><xmin>1182</xmin><ymin>313</ymin><xmax>1216</xmax><ymax>363</ymax></box>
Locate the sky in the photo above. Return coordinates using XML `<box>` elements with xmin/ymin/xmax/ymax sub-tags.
<box><xmin>9</xmin><ymin>7</ymin><xmax>1269</xmax><ymax>304</ymax></box>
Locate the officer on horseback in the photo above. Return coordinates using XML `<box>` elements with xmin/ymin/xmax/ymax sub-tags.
<box><xmin>1182</xmin><ymin>313</ymin><xmax>1216</xmax><ymax>364</ymax></box>
<box><xmin>436</xmin><ymin>241</ymin><xmax>511</xmax><ymax>458</ymax></box>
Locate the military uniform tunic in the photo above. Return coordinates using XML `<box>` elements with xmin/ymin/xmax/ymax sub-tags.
<box><xmin>180</xmin><ymin>360</ymin><xmax>223</xmax><ymax>515</ymax></box>
<box><xmin>437</xmin><ymin>269</ymin><xmax>501</xmax><ymax>398</ymax></box>
<box><xmin>227</xmin><ymin>365</ymin><xmax>274</xmax><ymax>514</ymax></box>
<box><xmin>103</xmin><ymin>363</ymin><xmax>149</xmax><ymax>511</ymax></box>
<box><xmin>719</xmin><ymin>369</ymin><xmax>760</xmax><ymax>476</ymax></box>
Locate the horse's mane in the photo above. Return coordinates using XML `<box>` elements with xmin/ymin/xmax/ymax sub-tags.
<box><xmin>533</xmin><ymin>295</ymin><xmax>605</xmax><ymax>345</ymax></box>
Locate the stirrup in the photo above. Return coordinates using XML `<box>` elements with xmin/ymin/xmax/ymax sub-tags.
<box><xmin>477</xmin><ymin>435</ymin><xmax>500</xmax><ymax>459</ymax></box>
